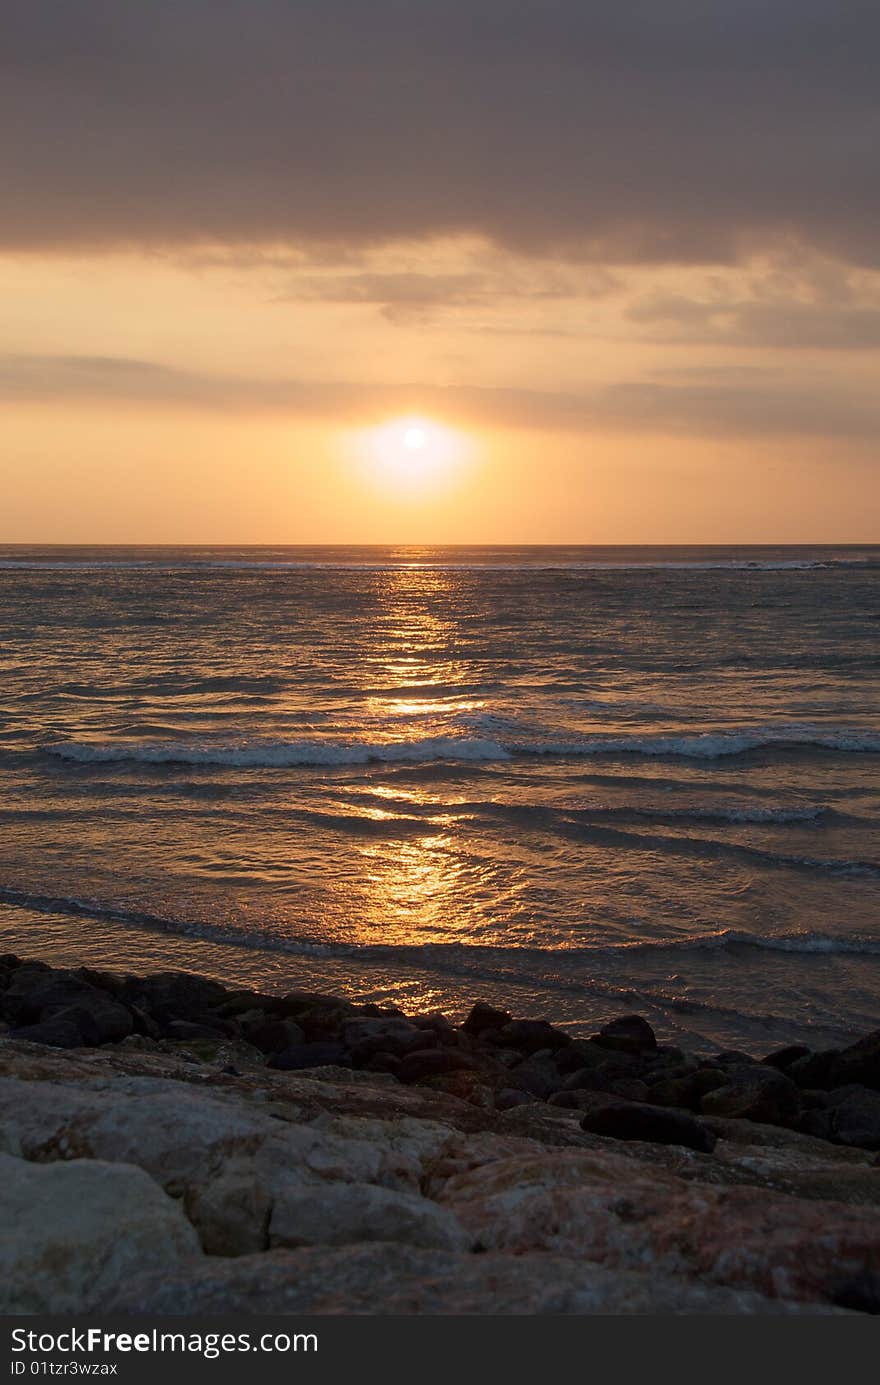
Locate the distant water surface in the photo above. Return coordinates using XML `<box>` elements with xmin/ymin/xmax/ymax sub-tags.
<box><xmin>0</xmin><ymin>543</ymin><xmax>878</xmax><ymax>1051</ymax></box>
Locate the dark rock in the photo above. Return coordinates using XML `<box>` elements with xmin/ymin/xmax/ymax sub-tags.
<box><xmin>593</xmin><ymin>1014</ymin><xmax>658</xmax><ymax>1055</ymax></box>
<box><xmin>711</xmin><ymin>1050</ymin><xmax>758</xmax><ymax>1067</ymax></box>
<box><xmin>12</xmin><ymin>1005</ymin><xmax>100</xmax><ymax>1049</ymax></box>
<box><xmin>649</xmin><ymin>1068</ymin><xmax>728</xmax><ymax>1111</ymax></box>
<box><xmin>506</xmin><ymin>1057</ymin><xmax>564</xmax><ymax>1100</ymax></box>
<box><xmin>762</xmin><ymin>1043</ymin><xmax>812</xmax><ymax>1072</ymax></box>
<box><xmin>701</xmin><ymin>1066</ymin><xmax>801</xmax><ymax>1126</ymax></box>
<box><xmin>580</xmin><ymin>1097</ymin><xmax>717</xmax><ymax>1152</ymax></box>
<box><xmin>463</xmin><ymin>1002</ymin><xmax>512</xmax><ymax>1037</ymax></box>
<box><xmin>239</xmin><ymin>1017</ymin><xmax>306</xmax><ymax>1054</ymax></box>
<box><xmin>268</xmin><ymin>1042</ymin><xmax>352</xmax><ymax>1071</ymax></box>
<box><xmin>165</xmin><ymin>1019</ymin><xmax>233</xmax><ymax>1042</ymax></box>
<box><xmin>555</xmin><ymin>1038</ymin><xmax>611</xmax><ymax>1075</ymax></box>
<box><xmin>561</xmin><ymin>1067</ymin><xmax>649</xmax><ymax>1102</ymax></box>
<box><xmin>495</xmin><ymin>1088</ymin><xmax>537</xmax><ymax>1111</ymax></box>
<box><xmin>550</xmin><ymin>1081</ymin><xmax>649</xmax><ymax>1109</ymax></box>
<box><xmin>412</xmin><ymin>1013</ymin><xmax>458</xmax><ymax>1047</ymax></box>
<box><xmin>120</xmin><ymin>972</ymin><xmax>228</xmax><ymax>1027</ymax></box>
<box><xmin>363</xmin><ymin>1052</ymin><xmax>402</xmax><ymax>1076</ymax></box>
<box><xmin>398</xmin><ymin>1049</ymin><xmax>477</xmax><ymax>1084</ymax></box>
<box><xmin>488</xmin><ymin>1020</ymin><xmax>572</xmax><ymax>1054</ymax></box>
<box><xmin>795</xmin><ymin>1031</ymin><xmax>880</xmax><ymax>1094</ymax></box>
<box><xmin>824</xmin><ymin>1086</ymin><xmax>880</xmax><ymax>1151</ymax></box>
<box><xmin>342</xmin><ymin>1017</ymin><xmax>425</xmax><ymax>1061</ymax></box>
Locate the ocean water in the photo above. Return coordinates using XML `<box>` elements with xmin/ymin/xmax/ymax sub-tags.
<box><xmin>0</xmin><ymin>543</ymin><xmax>878</xmax><ymax>1053</ymax></box>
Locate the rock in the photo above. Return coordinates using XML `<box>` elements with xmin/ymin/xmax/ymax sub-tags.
<box><xmin>120</xmin><ymin>971</ymin><xmax>228</xmax><ymax>1027</ymax></box>
<box><xmin>506</xmin><ymin>1056</ymin><xmax>564</xmax><ymax>1100</ymax></box>
<box><xmin>342</xmin><ymin>1016</ymin><xmax>425</xmax><ymax>1060</ymax></box>
<box><xmin>269</xmin><ymin>1042</ymin><xmax>352</xmax><ymax>1070</ymax></box>
<box><xmin>101</xmin><ymin>1244</ymin><xmax>846</xmax><ymax>1316</ymax></box>
<box><xmin>579</xmin><ymin>1097</ymin><xmax>717</xmax><ymax>1152</ymax></box>
<box><xmin>701</xmin><ymin>1066</ymin><xmax>801</xmax><ymax>1126</ymax></box>
<box><xmin>463</xmin><ymin>1002</ymin><xmax>512</xmax><ymax>1036</ymax></box>
<box><xmin>398</xmin><ymin>1049</ymin><xmax>476</xmax><ymax>1083</ymax></box>
<box><xmin>437</xmin><ymin>1148</ymin><xmax>880</xmax><ymax>1309</ymax></box>
<box><xmin>269</xmin><ymin>1180</ymin><xmax>467</xmax><ymax>1251</ymax></box>
<box><xmin>594</xmin><ymin>1014</ymin><xmax>658</xmax><ymax>1054</ymax></box>
<box><xmin>0</xmin><ymin>1151</ymin><xmax>200</xmax><ymax>1313</ymax></box>
<box><xmin>412</xmin><ymin>1013</ymin><xmax>459</xmax><ymax>1046</ymax></box>
<box><xmin>649</xmin><ymin>1068</ymin><xmax>727</xmax><ymax>1111</ymax></box>
<box><xmin>560</xmin><ymin>1067</ymin><xmax>650</xmax><ymax>1102</ymax></box>
<box><xmin>12</xmin><ymin>1005</ymin><xmax>100</xmax><ymax>1048</ymax></box>
<box><xmin>824</xmin><ymin>1087</ymin><xmax>880</xmax><ymax>1151</ymax></box>
<box><xmin>762</xmin><ymin>1044</ymin><xmax>812</xmax><ymax>1071</ymax></box>
<box><xmin>488</xmin><ymin>1020</ymin><xmax>571</xmax><ymax>1054</ymax></box>
<box><xmin>793</xmin><ymin>1031</ymin><xmax>880</xmax><ymax>1094</ymax></box>
<box><xmin>496</xmin><ymin>1088</ymin><xmax>538</xmax><ymax>1111</ymax></box>
<box><xmin>165</xmin><ymin>1019</ymin><xmax>230</xmax><ymax>1042</ymax></box>
<box><xmin>240</xmin><ymin>1017</ymin><xmax>305</xmax><ymax>1054</ymax></box>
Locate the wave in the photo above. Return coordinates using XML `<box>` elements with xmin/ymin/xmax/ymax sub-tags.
<box><xmin>45</xmin><ymin>723</ymin><xmax>880</xmax><ymax>768</ymax></box>
<box><xmin>2</xmin><ymin>886</ymin><xmax>879</xmax><ymax>967</ymax></box>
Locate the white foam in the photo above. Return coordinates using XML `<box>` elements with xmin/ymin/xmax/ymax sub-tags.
<box><xmin>47</xmin><ymin>734</ymin><xmax>511</xmax><ymax>768</ymax></box>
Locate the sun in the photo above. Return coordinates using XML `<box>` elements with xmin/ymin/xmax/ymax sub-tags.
<box><xmin>352</xmin><ymin>414</ymin><xmax>470</xmax><ymax>491</ymax></box>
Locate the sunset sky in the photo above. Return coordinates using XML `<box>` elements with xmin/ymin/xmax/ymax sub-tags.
<box><xmin>2</xmin><ymin>1</ymin><xmax>878</xmax><ymax>544</ymax></box>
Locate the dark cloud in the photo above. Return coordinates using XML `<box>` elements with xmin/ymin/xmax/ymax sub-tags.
<box><xmin>628</xmin><ymin>294</ymin><xmax>880</xmax><ymax>349</ymax></box>
<box><xmin>3</xmin><ymin>351</ymin><xmax>878</xmax><ymax>440</ymax></box>
<box><xmin>2</xmin><ymin>2</ymin><xmax>879</xmax><ymax>264</ymax></box>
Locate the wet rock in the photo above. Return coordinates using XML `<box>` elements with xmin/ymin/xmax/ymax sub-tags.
<box><xmin>269</xmin><ymin>1042</ymin><xmax>352</xmax><ymax>1071</ymax></box>
<box><xmin>580</xmin><ymin>1097</ymin><xmax>717</xmax><ymax>1152</ymax></box>
<box><xmin>594</xmin><ymin>1014</ymin><xmax>658</xmax><ymax>1055</ymax></box>
<box><xmin>120</xmin><ymin>971</ymin><xmax>228</xmax><ymax>1026</ymax></box>
<box><xmin>0</xmin><ymin>1151</ymin><xmax>200</xmax><ymax>1313</ymax></box>
<box><xmin>762</xmin><ymin>1044</ymin><xmax>812</xmax><ymax>1072</ymax></box>
<box><xmin>701</xmin><ymin>1066</ymin><xmax>801</xmax><ymax>1126</ymax></box>
<box><xmin>463</xmin><ymin>1002</ymin><xmax>512</xmax><ymax>1036</ymax></box>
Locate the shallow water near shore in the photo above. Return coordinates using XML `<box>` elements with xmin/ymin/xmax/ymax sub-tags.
<box><xmin>1</xmin><ymin>542</ymin><xmax>878</xmax><ymax>1051</ymax></box>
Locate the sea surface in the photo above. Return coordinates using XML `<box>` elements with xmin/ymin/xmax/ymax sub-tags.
<box><xmin>0</xmin><ymin>543</ymin><xmax>878</xmax><ymax>1052</ymax></box>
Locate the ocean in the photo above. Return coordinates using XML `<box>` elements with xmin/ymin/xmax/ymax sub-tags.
<box><xmin>1</xmin><ymin>543</ymin><xmax>878</xmax><ymax>1053</ymax></box>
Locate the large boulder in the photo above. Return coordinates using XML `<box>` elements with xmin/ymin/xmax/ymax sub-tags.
<box><xmin>579</xmin><ymin>1097</ymin><xmax>717</xmax><ymax>1152</ymax></box>
<box><xmin>269</xmin><ymin>1180</ymin><xmax>467</xmax><ymax>1251</ymax></box>
<box><xmin>593</xmin><ymin>1015</ymin><xmax>658</xmax><ymax>1055</ymax></box>
<box><xmin>701</xmin><ymin>1066</ymin><xmax>801</xmax><ymax>1126</ymax></box>
<box><xmin>0</xmin><ymin>1152</ymin><xmax>200</xmax><ymax>1313</ymax></box>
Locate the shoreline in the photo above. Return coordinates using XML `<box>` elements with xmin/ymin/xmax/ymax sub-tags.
<box><xmin>2</xmin><ymin>953</ymin><xmax>880</xmax><ymax>1314</ymax></box>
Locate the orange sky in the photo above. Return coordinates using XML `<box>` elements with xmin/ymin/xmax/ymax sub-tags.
<box><xmin>2</xmin><ymin>5</ymin><xmax>878</xmax><ymax>543</ymax></box>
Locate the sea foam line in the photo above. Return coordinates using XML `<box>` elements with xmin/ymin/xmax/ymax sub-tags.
<box><xmin>44</xmin><ymin>723</ymin><xmax>880</xmax><ymax>768</ymax></box>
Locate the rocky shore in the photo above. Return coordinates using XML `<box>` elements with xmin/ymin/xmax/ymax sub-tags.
<box><xmin>2</xmin><ymin>954</ymin><xmax>879</xmax><ymax>1314</ymax></box>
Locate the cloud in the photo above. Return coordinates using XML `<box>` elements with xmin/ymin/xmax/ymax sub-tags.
<box><xmin>3</xmin><ymin>351</ymin><xmax>879</xmax><ymax>441</ymax></box>
<box><xmin>628</xmin><ymin>294</ymin><xmax>880</xmax><ymax>350</ymax></box>
<box><xmin>2</xmin><ymin>2</ymin><xmax>879</xmax><ymax>264</ymax></box>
